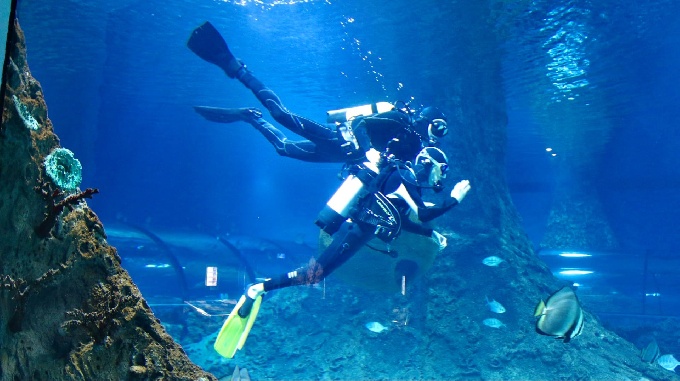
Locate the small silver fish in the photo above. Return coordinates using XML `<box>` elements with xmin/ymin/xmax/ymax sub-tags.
<box><xmin>365</xmin><ymin>322</ymin><xmax>388</xmax><ymax>333</ymax></box>
<box><xmin>483</xmin><ymin>256</ymin><xmax>505</xmax><ymax>266</ymax></box>
<box><xmin>486</xmin><ymin>296</ymin><xmax>506</xmax><ymax>313</ymax></box>
<box><xmin>482</xmin><ymin>318</ymin><xmax>506</xmax><ymax>328</ymax></box>
<box><xmin>657</xmin><ymin>354</ymin><xmax>680</xmax><ymax>371</ymax></box>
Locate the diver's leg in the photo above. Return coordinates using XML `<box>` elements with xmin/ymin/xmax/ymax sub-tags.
<box><xmin>261</xmin><ymin>222</ymin><xmax>373</xmax><ymax>292</ymax></box>
<box><xmin>251</xmin><ymin>114</ymin><xmax>353</xmax><ymax>162</ymax></box>
<box><xmin>248</xmin><ymin>118</ymin><xmax>330</xmax><ymax>162</ymax></box>
<box><xmin>187</xmin><ymin>23</ymin><xmax>337</xmax><ymax>139</ymax></box>
<box><xmin>232</xmin><ymin>67</ymin><xmax>338</xmax><ymax>142</ymax></box>
<box><xmin>194</xmin><ymin>106</ymin><xmax>260</xmax><ymax>123</ymax></box>
<box><xmin>236</xmin><ymin>221</ymin><xmax>372</xmax><ymax>316</ymax></box>
<box><xmin>195</xmin><ymin>106</ymin><xmax>341</xmax><ymax>162</ymax></box>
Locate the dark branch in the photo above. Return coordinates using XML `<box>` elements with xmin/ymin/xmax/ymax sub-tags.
<box><xmin>35</xmin><ymin>188</ymin><xmax>99</xmax><ymax>238</ymax></box>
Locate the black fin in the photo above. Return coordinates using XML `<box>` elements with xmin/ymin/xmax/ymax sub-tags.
<box><xmin>187</xmin><ymin>21</ymin><xmax>234</xmax><ymax>71</ymax></box>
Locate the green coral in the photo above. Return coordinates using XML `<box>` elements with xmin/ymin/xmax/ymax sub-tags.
<box><xmin>12</xmin><ymin>95</ymin><xmax>40</xmax><ymax>130</ymax></box>
<box><xmin>44</xmin><ymin>148</ymin><xmax>83</xmax><ymax>191</ymax></box>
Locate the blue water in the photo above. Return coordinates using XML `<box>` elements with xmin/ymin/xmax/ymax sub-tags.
<box><xmin>14</xmin><ymin>0</ymin><xmax>680</xmax><ymax>376</ymax></box>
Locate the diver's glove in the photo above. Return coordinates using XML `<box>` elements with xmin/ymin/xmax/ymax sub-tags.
<box><xmin>451</xmin><ymin>180</ymin><xmax>471</xmax><ymax>203</ymax></box>
<box><xmin>431</xmin><ymin>230</ymin><xmax>447</xmax><ymax>251</ymax></box>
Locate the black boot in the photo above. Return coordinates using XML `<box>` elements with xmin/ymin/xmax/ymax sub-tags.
<box><xmin>238</xmin><ymin>283</ymin><xmax>265</xmax><ymax>317</ymax></box>
<box><xmin>194</xmin><ymin>106</ymin><xmax>262</xmax><ymax>124</ymax></box>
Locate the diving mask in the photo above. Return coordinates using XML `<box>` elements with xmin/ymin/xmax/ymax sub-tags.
<box><xmin>428</xmin><ymin>118</ymin><xmax>448</xmax><ymax>143</ymax></box>
<box><xmin>415</xmin><ymin>147</ymin><xmax>449</xmax><ymax>192</ymax></box>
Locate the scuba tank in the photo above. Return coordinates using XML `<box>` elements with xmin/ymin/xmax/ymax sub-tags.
<box><xmin>315</xmin><ymin>166</ymin><xmax>378</xmax><ymax>236</ymax></box>
<box><xmin>326</xmin><ymin>101</ymin><xmax>394</xmax><ymax>124</ymax></box>
<box><xmin>315</xmin><ymin>154</ymin><xmax>402</xmax><ymax>242</ymax></box>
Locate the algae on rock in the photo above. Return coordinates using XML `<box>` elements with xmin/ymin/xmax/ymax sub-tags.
<box><xmin>0</xmin><ymin>19</ymin><xmax>216</xmax><ymax>381</ymax></box>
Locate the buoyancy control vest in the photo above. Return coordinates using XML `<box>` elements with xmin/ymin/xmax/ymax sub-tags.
<box><xmin>315</xmin><ymin>157</ymin><xmax>403</xmax><ymax>242</ymax></box>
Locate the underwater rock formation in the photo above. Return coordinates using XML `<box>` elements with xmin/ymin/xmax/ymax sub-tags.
<box><xmin>540</xmin><ymin>175</ymin><xmax>619</xmax><ymax>251</ymax></box>
<box><xmin>0</xmin><ymin>20</ymin><xmax>216</xmax><ymax>381</ymax></box>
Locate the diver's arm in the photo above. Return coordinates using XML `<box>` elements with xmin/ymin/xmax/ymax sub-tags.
<box><xmin>397</xmin><ymin>198</ymin><xmax>449</xmax><ymax>251</ymax></box>
<box><xmin>401</xmin><ymin>216</ymin><xmax>433</xmax><ymax>236</ymax></box>
<box><xmin>390</xmin><ymin>177</ymin><xmax>455</xmax><ymax>225</ymax></box>
<box><xmin>417</xmin><ymin>198</ymin><xmax>458</xmax><ymax>223</ymax></box>
<box><xmin>396</xmin><ymin>197</ymin><xmax>449</xmax><ymax>251</ymax></box>
<box><xmin>417</xmin><ymin>180</ymin><xmax>471</xmax><ymax>223</ymax></box>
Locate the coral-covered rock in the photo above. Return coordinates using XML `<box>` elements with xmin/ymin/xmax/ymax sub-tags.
<box><xmin>0</xmin><ymin>19</ymin><xmax>215</xmax><ymax>381</ymax></box>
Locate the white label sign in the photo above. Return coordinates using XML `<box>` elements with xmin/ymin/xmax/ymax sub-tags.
<box><xmin>205</xmin><ymin>266</ymin><xmax>218</xmax><ymax>287</ymax></box>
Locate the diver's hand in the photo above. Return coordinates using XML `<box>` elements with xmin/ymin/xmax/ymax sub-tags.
<box><xmin>451</xmin><ymin>180</ymin><xmax>471</xmax><ymax>203</ymax></box>
<box><xmin>431</xmin><ymin>230</ymin><xmax>447</xmax><ymax>251</ymax></box>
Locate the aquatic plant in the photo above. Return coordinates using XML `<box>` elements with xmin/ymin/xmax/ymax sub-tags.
<box><xmin>44</xmin><ymin>148</ymin><xmax>82</xmax><ymax>191</ymax></box>
<box><xmin>61</xmin><ymin>283</ymin><xmax>135</xmax><ymax>343</ymax></box>
<box><xmin>1</xmin><ymin>268</ymin><xmax>63</xmax><ymax>333</ymax></box>
<box><xmin>0</xmin><ymin>275</ymin><xmax>28</xmax><ymax>332</ymax></box>
<box><xmin>35</xmin><ymin>185</ymin><xmax>99</xmax><ymax>238</ymax></box>
<box><xmin>12</xmin><ymin>94</ymin><xmax>40</xmax><ymax>130</ymax></box>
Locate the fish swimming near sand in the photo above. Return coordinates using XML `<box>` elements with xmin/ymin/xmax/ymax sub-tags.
<box><xmin>482</xmin><ymin>256</ymin><xmax>505</xmax><ymax>266</ymax></box>
<box><xmin>483</xmin><ymin>318</ymin><xmax>506</xmax><ymax>328</ymax></box>
<box><xmin>534</xmin><ymin>286</ymin><xmax>584</xmax><ymax>343</ymax></box>
<box><xmin>485</xmin><ymin>296</ymin><xmax>506</xmax><ymax>313</ymax></box>
<box><xmin>365</xmin><ymin>322</ymin><xmax>388</xmax><ymax>333</ymax></box>
<box><xmin>640</xmin><ymin>339</ymin><xmax>660</xmax><ymax>363</ymax></box>
<box><xmin>657</xmin><ymin>354</ymin><xmax>680</xmax><ymax>372</ymax></box>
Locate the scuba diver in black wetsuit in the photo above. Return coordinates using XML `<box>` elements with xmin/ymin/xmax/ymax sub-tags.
<box><xmin>212</xmin><ymin>145</ymin><xmax>471</xmax><ymax>358</ymax></box>
<box><xmin>188</xmin><ymin>21</ymin><xmax>449</xmax><ymax>163</ymax></box>
<box><xmin>186</xmin><ymin>21</ymin><xmax>469</xmax><ymax>358</ymax></box>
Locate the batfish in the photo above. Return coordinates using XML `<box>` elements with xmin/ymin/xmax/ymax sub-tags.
<box><xmin>534</xmin><ymin>286</ymin><xmax>584</xmax><ymax>342</ymax></box>
<box><xmin>640</xmin><ymin>339</ymin><xmax>660</xmax><ymax>363</ymax></box>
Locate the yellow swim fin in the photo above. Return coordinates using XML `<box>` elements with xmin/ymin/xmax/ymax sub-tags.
<box><xmin>214</xmin><ymin>294</ymin><xmax>263</xmax><ymax>358</ymax></box>
<box><xmin>237</xmin><ymin>295</ymin><xmax>262</xmax><ymax>350</ymax></box>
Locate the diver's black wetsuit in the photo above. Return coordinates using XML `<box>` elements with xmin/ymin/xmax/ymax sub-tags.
<box><xmin>232</xmin><ymin>66</ymin><xmax>425</xmax><ymax>163</ymax></box>
<box><xmin>260</xmin><ymin>158</ymin><xmax>458</xmax><ymax>292</ymax></box>
<box><xmin>188</xmin><ymin>20</ymin><xmax>430</xmax><ymax>163</ymax></box>
<box><xmin>230</xmin><ymin>68</ymin><xmax>360</xmax><ymax>162</ymax></box>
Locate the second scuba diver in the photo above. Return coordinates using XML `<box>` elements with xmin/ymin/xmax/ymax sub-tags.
<box><xmin>187</xmin><ymin>21</ymin><xmax>449</xmax><ymax>164</ymax></box>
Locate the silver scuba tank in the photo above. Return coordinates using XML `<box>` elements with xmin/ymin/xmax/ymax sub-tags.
<box><xmin>326</xmin><ymin>101</ymin><xmax>393</xmax><ymax>124</ymax></box>
<box><xmin>315</xmin><ymin>167</ymin><xmax>378</xmax><ymax>235</ymax></box>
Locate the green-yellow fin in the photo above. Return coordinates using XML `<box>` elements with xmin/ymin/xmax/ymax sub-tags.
<box><xmin>214</xmin><ymin>296</ymin><xmax>248</xmax><ymax>358</ymax></box>
<box><xmin>213</xmin><ymin>295</ymin><xmax>263</xmax><ymax>359</ymax></box>
<box><xmin>533</xmin><ymin>300</ymin><xmax>546</xmax><ymax>317</ymax></box>
<box><xmin>237</xmin><ymin>295</ymin><xmax>262</xmax><ymax>350</ymax></box>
